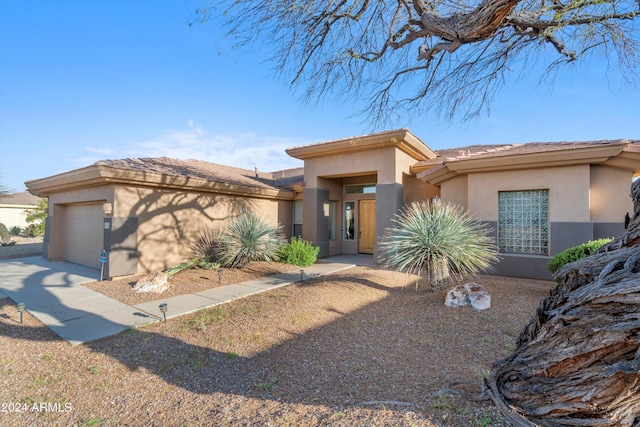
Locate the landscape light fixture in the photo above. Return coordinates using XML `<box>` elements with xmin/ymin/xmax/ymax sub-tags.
<box><xmin>217</xmin><ymin>269</ymin><xmax>223</xmax><ymax>284</ymax></box>
<box><xmin>300</xmin><ymin>269</ymin><xmax>305</xmax><ymax>283</ymax></box>
<box><xmin>16</xmin><ymin>303</ymin><xmax>25</xmax><ymax>324</ymax></box>
<box><xmin>159</xmin><ymin>303</ymin><xmax>168</xmax><ymax>322</ymax></box>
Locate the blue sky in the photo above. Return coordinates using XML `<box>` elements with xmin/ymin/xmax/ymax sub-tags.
<box><xmin>1</xmin><ymin>0</ymin><xmax>638</xmax><ymax>192</ymax></box>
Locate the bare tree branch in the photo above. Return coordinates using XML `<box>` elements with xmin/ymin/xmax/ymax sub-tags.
<box><xmin>197</xmin><ymin>0</ymin><xmax>639</xmax><ymax>123</ymax></box>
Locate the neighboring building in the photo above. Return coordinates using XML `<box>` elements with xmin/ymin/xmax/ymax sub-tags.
<box><xmin>26</xmin><ymin>129</ymin><xmax>640</xmax><ymax>280</ymax></box>
<box><xmin>0</xmin><ymin>191</ymin><xmax>41</xmax><ymax>229</ymax></box>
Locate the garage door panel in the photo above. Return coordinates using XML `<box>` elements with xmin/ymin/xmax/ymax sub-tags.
<box><xmin>64</xmin><ymin>204</ymin><xmax>104</xmax><ymax>269</ymax></box>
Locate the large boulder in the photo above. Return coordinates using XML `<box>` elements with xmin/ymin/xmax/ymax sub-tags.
<box><xmin>444</xmin><ymin>283</ymin><xmax>491</xmax><ymax>310</ymax></box>
<box><xmin>132</xmin><ymin>271</ymin><xmax>170</xmax><ymax>293</ymax></box>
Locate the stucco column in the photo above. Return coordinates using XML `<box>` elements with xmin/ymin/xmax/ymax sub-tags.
<box><xmin>375</xmin><ymin>183</ymin><xmax>404</xmax><ymax>260</ymax></box>
<box><xmin>42</xmin><ymin>215</ymin><xmax>52</xmax><ymax>259</ymax></box>
<box><xmin>302</xmin><ymin>188</ymin><xmax>330</xmax><ymax>257</ymax></box>
<box><xmin>46</xmin><ymin>207</ymin><xmax>66</xmax><ymax>261</ymax></box>
<box><xmin>103</xmin><ymin>217</ymin><xmax>139</xmax><ymax>278</ymax></box>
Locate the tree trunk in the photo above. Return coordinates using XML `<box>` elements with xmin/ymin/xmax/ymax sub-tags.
<box><xmin>429</xmin><ymin>255</ymin><xmax>451</xmax><ymax>290</ymax></box>
<box><xmin>487</xmin><ymin>178</ymin><xmax>640</xmax><ymax>426</ymax></box>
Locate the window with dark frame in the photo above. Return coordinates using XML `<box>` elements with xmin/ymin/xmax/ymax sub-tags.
<box><xmin>293</xmin><ymin>200</ymin><xmax>303</xmax><ymax>237</ymax></box>
<box><xmin>344</xmin><ymin>201</ymin><xmax>355</xmax><ymax>240</ymax></box>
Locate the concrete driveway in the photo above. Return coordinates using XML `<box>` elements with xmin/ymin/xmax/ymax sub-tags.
<box><xmin>0</xmin><ymin>256</ymin><xmax>158</xmax><ymax>345</ymax></box>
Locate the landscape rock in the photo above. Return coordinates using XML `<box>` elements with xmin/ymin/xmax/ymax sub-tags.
<box><xmin>466</xmin><ymin>283</ymin><xmax>491</xmax><ymax>310</ymax></box>
<box><xmin>444</xmin><ymin>284</ymin><xmax>469</xmax><ymax>307</ymax></box>
<box><xmin>444</xmin><ymin>283</ymin><xmax>491</xmax><ymax>310</ymax></box>
<box><xmin>132</xmin><ymin>271</ymin><xmax>170</xmax><ymax>293</ymax></box>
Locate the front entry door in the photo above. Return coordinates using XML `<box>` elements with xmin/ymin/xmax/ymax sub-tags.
<box><xmin>359</xmin><ymin>200</ymin><xmax>376</xmax><ymax>254</ymax></box>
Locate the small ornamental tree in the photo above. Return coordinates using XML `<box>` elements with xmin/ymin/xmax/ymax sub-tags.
<box><xmin>378</xmin><ymin>200</ymin><xmax>498</xmax><ymax>290</ymax></box>
<box><xmin>24</xmin><ymin>198</ymin><xmax>48</xmax><ymax>236</ymax></box>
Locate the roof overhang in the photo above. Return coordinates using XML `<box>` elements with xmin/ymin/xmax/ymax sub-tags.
<box><xmin>607</xmin><ymin>143</ymin><xmax>640</xmax><ymax>178</ymax></box>
<box><xmin>418</xmin><ymin>141</ymin><xmax>637</xmax><ymax>185</ymax></box>
<box><xmin>26</xmin><ymin>165</ymin><xmax>296</xmax><ymax>200</ymax></box>
<box><xmin>286</xmin><ymin>128</ymin><xmax>437</xmax><ymax>162</ymax></box>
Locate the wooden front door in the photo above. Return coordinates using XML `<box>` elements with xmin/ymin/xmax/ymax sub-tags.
<box><xmin>358</xmin><ymin>199</ymin><xmax>376</xmax><ymax>254</ymax></box>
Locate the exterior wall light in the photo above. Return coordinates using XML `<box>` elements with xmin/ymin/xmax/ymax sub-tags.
<box><xmin>159</xmin><ymin>303</ymin><xmax>168</xmax><ymax>322</ymax></box>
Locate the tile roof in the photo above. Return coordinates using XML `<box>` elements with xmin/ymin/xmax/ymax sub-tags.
<box><xmin>414</xmin><ymin>139</ymin><xmax>634</xmax><ymax>168</ymax></box>
<box><xmin>285</xmin><ymin>128</ymin><xmax>410</xmax><ymax>151</ymax></box>
<box><xmin>0</xmin><ymin>191</ymin><xmax>41</xmax><ymax>205</ymax></box>
<box><xmin>95</xmin><ymin>157</ymin><xmax>303</xmax><ymax>191</ymax></box>
<box><xmin>439</xmin><ymin>139</ymin><xmax>630</xmax><ymax>161</ymax></box>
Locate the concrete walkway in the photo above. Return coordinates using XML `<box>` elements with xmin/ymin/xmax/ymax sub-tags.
<box><xmin>0</xmin><ymin>255</ymin><xmax>373</xmax><ymax>345</ymax></box>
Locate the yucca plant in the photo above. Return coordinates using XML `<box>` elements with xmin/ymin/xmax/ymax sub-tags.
<box><xmin>378</xmin><ymin>200</ymin><xmax>499</xmax><ymax>290</ymax></box>
<box><xmin>216</xmin><ymin>211</ymin><xmax>285</xmax><ymax>268</ymax></box>
<box><xmin>190</xmin><ymin>226</ymin><xmax>219</xmax><ymax>262</ymax></box>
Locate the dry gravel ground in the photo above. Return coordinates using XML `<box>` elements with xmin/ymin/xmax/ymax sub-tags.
<box><xmin>0</xmin><ymin>236</ymin><xmax>44</xmax><ymax>260</ymax></box>
<box><xmin>83</xmin><ymin>262</ymin><xmax>302</xmax><ymax>306</ymax></box>
<box><xmin>0</xmin><ymin>264</ymin><xmax>554</xmax><ymax>427</ymax></box>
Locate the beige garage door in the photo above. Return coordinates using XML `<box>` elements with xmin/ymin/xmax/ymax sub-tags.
<box><xmin>63</xmin><ymin>204</ymin><xmax>104</xmax><ymax>269</ymax></box>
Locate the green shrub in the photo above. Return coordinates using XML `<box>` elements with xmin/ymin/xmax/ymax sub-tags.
<box><xmin>547</xmin><ymin>238</ymin><xmax>612</xmax><ymax>274</ymax></box>
<box><xmin>216</xmin><ymin>211</ymin><xmax>285</xmax><ymax>268</ymax></box>
<box><xmin>0</xmin><ymin>223</ymin><xmax>9</xmax><ymax>239</ymax></box>
<box><xmin>9</xmin><ymin>225</ymin><xmax>21</xmax><ymax>235</ymax></box>
<box><xmin>378</xmin><ymin>200</ymin><xmax>499</xmax><ymax>290</ymax></box>
<box><xmin>277</xmin><ymin>237</ymin><xmax>320</xmax><ymax>267</ymax></box>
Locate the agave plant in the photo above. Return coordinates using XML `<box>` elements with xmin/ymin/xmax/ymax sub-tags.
<box><xmin>190</xmin><ymin>226</ymin><xmax>219</xmax><ymax>262</ymax></box>
<box><xmin>216</xmin><ymin>211</ymin><xmax>285</xmax><ymax>268</ymax></box>
<box><xmin>378</xmin><ymin>200</ymin><xmax>498</xmax><ymax>290</ymax></box>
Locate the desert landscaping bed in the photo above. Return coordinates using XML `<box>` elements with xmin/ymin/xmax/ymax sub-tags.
<box><xmin>0</xmin><ymin>265</ymin><xmax>554</xmax><ymax>426</ymax></box>
<box><xmin>82</xmin><ymin>262</ymin><xmax>302</xmax><ymax>306</ymax></box>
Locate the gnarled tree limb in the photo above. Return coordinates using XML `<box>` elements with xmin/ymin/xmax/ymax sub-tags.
<box><xmin>487</xmin><ymin>178</ymin><xmax>640</xmax><ymax>426</ymax></box>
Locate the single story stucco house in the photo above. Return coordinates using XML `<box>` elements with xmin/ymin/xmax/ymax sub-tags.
<box><xmin>26</xmin><ymin>129</ymin><xmax>640</xmax><ymax>280</ymax></box>
<box><xmin>0</xmin><ymin>191</ymin><xmax>41</xmax><ymax>230</ymax></box>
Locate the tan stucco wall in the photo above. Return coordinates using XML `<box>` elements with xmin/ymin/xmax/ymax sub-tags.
<box><xmin>304</xmin><ymin>147</ymin><xmax>414</xmax><ymax>187</ymax></box>
<box><xmin>317</xmin><ymin>176</ymin><xmax>346</xmax><ymax>201</ymax></box>
<box><xmin>440</xmin><ymin>175</ymin><xmax>468</xmax><ymax>210</ymax></box>
<box><xmin>114</xmin><ymin>185</ymin><xmax>285</xmax><ymax>273</ymax></box>
<box><xmin>590</xmin><ymin>165</ymin><xmax>634</xmax><ymax>222</ymax></box>
<box><xmin>402</xmin><ymin>173</ymin><xmax>440</xmax><ymax>205</ymax></box>
<box><xmin>465</xmin><ymin>165</ymin><xmax>591</xmax><ymax>221</ymax></box>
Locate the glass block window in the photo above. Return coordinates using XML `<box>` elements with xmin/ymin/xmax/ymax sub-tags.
<box><xmin>498</xmin><ymin>190</ymin><xmax>549</xmax><ymax>255</ymax></box>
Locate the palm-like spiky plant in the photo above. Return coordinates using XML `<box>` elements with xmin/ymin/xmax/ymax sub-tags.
<box><xmin>190</xmin><ymin>226</ymin><xmax>219</xmax><ymax>262</ymax></box>
<box><xmin>216</xmin><ymin>211</ymin><xmax>285</xmax><ymax>268</ymax></box>
<box><xmin>378</xmin><ymin>200</ymin><xmax>498</xmax><ymax>290</ymax></box>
